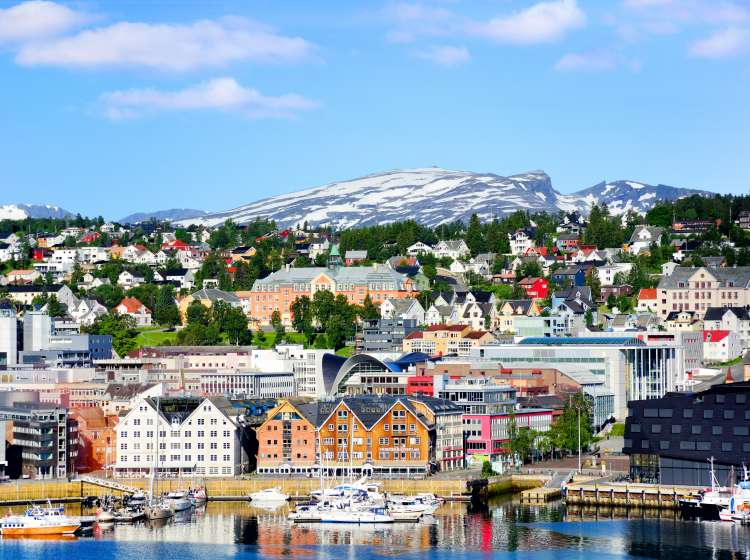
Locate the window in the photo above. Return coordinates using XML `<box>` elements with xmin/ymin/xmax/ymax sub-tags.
<box><xmin>680</xmin><ymin>441</ymin><xmax>696</xmax><ymax>450</ymax></box>
<box><xmin>210</xmin><ymin>430</ymin><xmax>217</xmax><ymax>438</ymax></box>
<box><xmin>384</xmin><ymin>424</ymin><xmax>389</xmax><ymax>432</ymax></box>
<box><xmin>736</xmin><ymin>394</ymin><xmax>747</xmax><ymax>404</ymax></box>
<box><xmin>631</xmin><ymin>424</ymin><xmax>641</xmax><ymax>433</ymax></box>
<box><xmin>197</xmin><ymin>419</ymin><xmax>205</xmax><ymax>425</ymax></box>
<box><xmin>671</xmin><ymin>425</ymin><xmax>682</xmax><ymax>434</ymax></box>
<box><xmin>197</xmin><ymin>431</ymin><xmax>204</xmax><ymax>438</ymax></box>
<box><xmin>641</xmin><ymin>440</ymin><xmax>649</xmax><ymax>449</ymax></box>
<box><xmin>723</xmin><ymin>410</ymin><xmax>735</xmax><ymax>419</ymax></box>
<box><xmin>683</xmin><ymin>409</ymin><xmax>693</xmax><ymax>419</ymax></box>
<box><xmin>337</xmin><ymin>410</ymin><xmax>348</xmax><ymax>418</ymax></box>
<box><xmin>712</xmin><ymin>426</ymin><xmax>723</xmax><ymax>435</ymax></box>
<box><xmin>659</xmin><ymin>441</ymin><xmax>670</xmax><ymax>450</ymax></box>
<box><xmin>651</xmin><ymin>424</ymin><xmax>662</xmax><ymax>434</ymax></box>
<box><xmin>734</xmin><ymin>426</ymin><xmax>749</xmax><ymax>436</ymax></box>
<box><xmin>703</xmin><ymin>410</ymin><xmax>714</xmax><ymax>419</ymax></box>
<box><xmin>715</xmin><ymin>394</ymin><xmax>725</xmax><ymax>404</ymax></box>
<box><xmin>658</xmin><ymin>409</ymin><xmax>673</xmax><ymax>418</ymax></box>
<box><xmin>644</xmin><ymin>409</ymin><xmax>658</xmax><ymax>418</ymax></box>
<box><xmin>691</xmin><ymin>425</ymin><xmax>702</xmax><ymax>435</ymax></box>
<box><xmin>722</xmin><ymin>442</ymin><xmax>733</xmax><ymax>452</ymax></box>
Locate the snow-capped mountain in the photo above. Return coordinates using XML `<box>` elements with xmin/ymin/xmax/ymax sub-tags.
<box><xmin>172</xmin><ymin>167</ymin><xmax>713</xmax><ymax>229</ymax></box>
<box><xmin>119</xmin><ymin>208</ymin><xmax>209</xmax><ymax>224</ymax></box>
<box><xmin>0</xmin><ymin>203</ymin><xmax>73</xmax><ymax>220</ymax></box>
<box><xmin>573</xmin><ymin>180</ymin><xmax>713</xmax><ymax>216</ymax></box>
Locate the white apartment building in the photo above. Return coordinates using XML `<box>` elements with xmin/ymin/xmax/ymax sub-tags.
<box><xmin>199</xmin><ymin>370</ymin><xmax>295</xmax><ymax>398</ymax></box>
<box><xmin>0</xmin><ymin>307</ymin><xmax>18</xmax><ymax>367</ymax></box>
<box><xmin>115</xmin><ymin>396</ymin><xmax>244</xmax><ymax>478</ymax></box>
<box><xmin>251</xmin><ymin>344</ymin><xmax>330</xmax><ymax>398</ymax></box>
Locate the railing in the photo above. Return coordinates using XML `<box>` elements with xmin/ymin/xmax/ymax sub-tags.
<box><xmin>72</xmin><ymin>475</ymin><xmax>142</xmax><ymax>494</ymax></box>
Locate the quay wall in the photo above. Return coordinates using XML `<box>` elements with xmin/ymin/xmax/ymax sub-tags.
<box><xmin>563</xmin><ymin>482</ymin><xmax>702</xmax><ymax>509</ymax></box>
<box><xmin>0</xmin><ymin>477</ymin><xmax>469</xmax><ymax>504</ymax></box>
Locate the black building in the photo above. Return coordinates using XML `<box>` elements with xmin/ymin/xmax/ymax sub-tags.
<box><xmin>624</xmin><ymin>381</ymin><xmax>750</xmax><ymax>486</ymax></box>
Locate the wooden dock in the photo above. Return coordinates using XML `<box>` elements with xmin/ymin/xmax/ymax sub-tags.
<box><xmin>563</xmin><ymin>481</ymin><xmax>701</xmax><ymax>509</ymax></box>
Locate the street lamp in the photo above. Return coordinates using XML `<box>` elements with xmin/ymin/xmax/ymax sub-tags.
<box><xmin>577</xmin><ymin>403</ymin><xmax>581</xmax><ymax>474</ymax></box>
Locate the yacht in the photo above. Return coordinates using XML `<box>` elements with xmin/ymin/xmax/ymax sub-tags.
<box><xmin>165</xmin><ymin>491</ymin><xmax>194</xmax><ymax>512</ymax></box>
<box><xmin>143</xmin><ymin>397</ymin><xmax>175</xmax><ymax>521</ymax></box>
<box><xmin>144</xmin><ymin>502</ymin><xmax>175</xmax><ymax>520</ymax></box>
<box><xmin>249</xmin><ymin>487</ymin><xmax>289</xmax><ymax>504</ymax></box>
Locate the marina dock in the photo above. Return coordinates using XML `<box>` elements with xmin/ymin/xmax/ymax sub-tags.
<box><xmin>563</xmin><ymin>481</ymin><xmax>701</xmax><ymax>509</ymax></box>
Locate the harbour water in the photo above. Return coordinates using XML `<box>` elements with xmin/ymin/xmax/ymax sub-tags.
<box><xmin>3</xmin><ymin>498</ymin><xmax>750</xmax><ymax>559</ymax></box>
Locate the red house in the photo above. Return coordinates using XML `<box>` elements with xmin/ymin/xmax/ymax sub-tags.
<box><xmin>518</xmin><ymin>277</ymin><xmax>549</xmax><ymax>300</ymax></box>
<box><xmin>162</xmin><ymin>239</ymin><xmax>190</xmax><ymax>250</ymax></box>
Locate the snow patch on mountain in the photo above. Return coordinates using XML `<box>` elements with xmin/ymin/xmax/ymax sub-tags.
<box><xmin>0</xmin><ymin>204</ymin><xmax>73</xmax><ymax>220</ymax></box>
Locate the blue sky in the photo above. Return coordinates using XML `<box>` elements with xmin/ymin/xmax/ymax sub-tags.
<box><xmin>0</xmin><ymin>0</ymin><xmax>748</xmax><ymax>220</ymax></box>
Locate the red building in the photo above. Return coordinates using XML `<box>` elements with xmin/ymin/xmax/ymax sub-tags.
<box><xmin>518</xmin><ymin>277</ymin><xmax>549</xmax><ymax>300</ymax></box>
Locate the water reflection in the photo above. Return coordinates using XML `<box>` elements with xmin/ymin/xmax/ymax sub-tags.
<box><xmin>5</xmin><ymin>498</ymin><xmax>750</xmax><ymax>558</ymax></box>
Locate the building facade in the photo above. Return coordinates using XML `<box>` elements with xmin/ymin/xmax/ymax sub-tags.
<box><xmin>624</xmin><ymin>381</ymin><xmax>750</xmax><ymax>486</ymax></box>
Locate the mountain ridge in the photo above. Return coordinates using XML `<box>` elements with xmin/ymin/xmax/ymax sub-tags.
<box><xmin>173</xmin><ymin>167</ymin><xmax>713</xmax><ymax>229</ymax></box>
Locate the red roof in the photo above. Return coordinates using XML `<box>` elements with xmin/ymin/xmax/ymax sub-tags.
<box><xmin>464</xmin><ymin>331</ymin><xmax>488</xmax><ymax>339</ymax></box>
<box><xmin>405</xmin><ymin>331</ymin><xmax>424</xmax><ymax>340</ymax></box>
<box><xmin>638</xmin><ymin>288</ymin><xmax>657</xmax><ymax>300</ymax></box>
<box><xmin>703</xmin><ymin>330</ymin><xmax>730</xmax><ymax>343</ymax></box>
<box><xmin>117</xmin><ymin>297</ymin><xmax>150</xmax><ymax>314</ymax></box>
<box><xmin>162</xmin><ymin>239</ymin><xmax>190</xmax><ymax>250</ymax></box>
<box><xmin>519</xmin><ymin>277</ymin><xmax>545</xmax><ymax>286</ymax></box>
<box><xmin>424</xmin><ymin>324</ymin><xmax>468</xmax><ymax>332</ymax></box>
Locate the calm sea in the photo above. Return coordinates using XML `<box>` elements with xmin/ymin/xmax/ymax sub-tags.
<box><xmin>2</xmin><ymin>498</ymin><xmax>749</xmax><ymax>559</ymax></box>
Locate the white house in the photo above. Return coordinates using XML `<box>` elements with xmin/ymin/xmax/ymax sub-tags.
<box><xmin>598</xmin><ymin>263</ymin><xmax>633</xmax><ymax>286</ymax></box>
<box><xmin>115</xmin><ymin>297</ymin><xmax>153</xmax><ymax>327</ymax></box>
<box><xmin>380</xmin><ymin>298</ymin><xmax>426</xmax><ymax>324</ymax></box>
<box><xmin>433</xmin><ymin>240</ymin><xmax>469</xmax><ymax>260</ymax></box>
<box><xmin>703</xmin><ymin>330</ymin><xmax>742</xmax><ymax>364</ymax></box>
<box><xmin>406</xmin><ymin>242</ymin><xmax>434</xmax><ymax>256</ymax></box>
<box><xmin>628</xmin><ymin>226</ymin><xmax>664</xmax><ymax>255</ymax></box>
<box><xmin>508</xmin><ymin>229</ymin><xmax>536</xmax><ymax>257</ymax></box>
<box><xmin>114</xmin><ymin>396</ymin><xmax>243</xmax><ymax>477</ymax></box>
<box><xmin>117</xmin><ymin>270</ymin><xmax>145</xmax><ymax>288</ymax></box>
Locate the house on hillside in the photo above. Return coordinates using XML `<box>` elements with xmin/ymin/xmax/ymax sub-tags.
<box><xmin>344</xmin><ymin>250</ymin><xmax>368</xmax><ymax>266</ymax></box>
<box><xmin>518</xmin><ymin>277</ymin><xmax>549</xmax><ymax>300</ymax></box>
<box><xmin>380</xmin><ymin>298</ymin><xmax>426</xmax><ymax>324</ymax></box>
<box><xmin>628</xmin><ymin>225</ymin><xmax>664</xmax><ymax>255</ymax></box>
<box><xmin>115</xmin><ymin>297</ymin><xmax>153</xmax><ymax>327</ymax></box>
<box><xmin>508</xmin><ymin>229</ymin><xmax>536</xmax><ymax>256</ymax></box>
<box><xmin>433</xmin><ymin>240</ymin><xmax>469</xmax><ymax>260</ymax></box>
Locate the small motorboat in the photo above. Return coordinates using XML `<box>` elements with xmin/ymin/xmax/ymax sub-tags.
<box><xmin>113</xmin><ymin>508</ymin><xmax>145</xmax><ymax>523</ymax></box>
<box><xmin>1</xmin><ymin>506</ymin><xmax>81</xmax><ymax>536</ymax></box>
<box><xmin>144</xmin><ymin>502</ymin><xmax>174</xmax><ymax>520</ymax></box>
<box><xmin>249</xmin><ymin>487</ymin><xmax>289</xmax><ymax>504</ymax></box>
<box><xmin>95</xmin><ymin>508</ymin><xmax>115</xmax><ymax>523</ymax></box>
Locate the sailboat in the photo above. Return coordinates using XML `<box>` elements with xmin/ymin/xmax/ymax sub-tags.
<box><xmin>144</xmin><ymin>397</ymin><xmax>175</xmax><ymax>521</ymax></box>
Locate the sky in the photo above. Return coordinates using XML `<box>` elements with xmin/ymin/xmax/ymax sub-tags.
<box><xmin>0</xmin><ymin>0</ymin><xmax>748</xmax><ymax>220</ymax></box>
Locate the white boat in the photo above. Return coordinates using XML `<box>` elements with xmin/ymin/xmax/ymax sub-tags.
<box><xmin>1</xmin><ymin>506</ymin><xmax>80</xmax><ymax>537</ymax></box>
<box><xmin>387</xmin><ymin>495</ymin><xmax>438</xmax><ymax>515</ymax></box>
<box><xmin>189</xmin><ymin>487</ymin><xmax>207</xmax><ymax>505</ymax></box>
<box><xmin>318</xmin><ymin>505</ymin><xmax>394</xmax><ymax>524</ymax></box>
<box><xmin>96</xmin><ymin>508</ymin><xmax>115</xmax><ymax>523</ymax></box>
<box><xmin>249</xmin><ymin>487</ymin><xmax>289</xmax><ymax>503</ymax></box>
<box><xmin>144</xmin><ymin>502</ymin><xmax>174</xmax><ymax>520</ymax></box>
<box><xmin>165</xmin><ymin>491</ymin><xmax>194</xmax><ymax>512</ymax></box>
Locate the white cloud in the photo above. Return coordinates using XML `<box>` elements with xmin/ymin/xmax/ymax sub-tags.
<box><xmin>383</xmin><ymin>2</ymin><xmax>454</xmax><ymax>43</ymax></box>
<box><xmin>555</xmin><ymin>51</ymin><xmax>619</xmax><ymax>71</ymax></box>
<box><xmin>0</xmin><ymin>1</ymin><xmax>89</xmax><ymax>43</ymax></box>
<box><xmin>16</xmin><ymin>17</ymin><xmax>314</xmax><ymax>71</ymax></box>
<box><xmin>689</xmin><ymin>26</ymin><xmax>749</xmax><ymax>58</ymax></box>
<box><xmin>100</xmin><ymin>77</ymin><xmax>318</xmax><ymax>120</ymax></box>
<box><xmin>467</xmin><ymin>0</ymin><xmax>586</xmax><ymax>45</ymax></box>
<box><xmin>416</xmin><ymin>45</ymin><xmax>470</xmax><ymax>66</ymax></box>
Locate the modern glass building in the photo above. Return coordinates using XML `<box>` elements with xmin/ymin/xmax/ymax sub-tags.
<box><xmin>472</xmin><ymin>337</ymin><xmax>685</xmax><ymax>421</ymax></box>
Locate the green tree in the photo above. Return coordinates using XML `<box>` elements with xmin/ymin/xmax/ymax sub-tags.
<box><xmin>91</xmin><ymin>284</ymin><xmax>125</xmax><ymax>310</ymax></box>
<box><xmin>507</xmin><ymin>417</ymin><xmax>536</xmax><ymax>465</ymax></box>
<box><xmin>586</xmin><ymin>269</ymin><xmax>601</xmax><ymax>302</ymax></box>
<box><xmin>154</xmin><ymin>284</ymin><xmax>180</xmax><ymax>327</ymax></box>
<box><xmin>86</xmin><ymin>313</ymin><xmax>138</xmax><ymax>357</ymax></box>
<box><xmin>254</xmin><ymin>327</ymin><xmax>267</xmax><ymax>347</ymax></box>
<box><xmin>465</xmin><ymin>213</ymin><xmax>485</xmax><ymax>256</ymax></box>
<box><xmin>360</xmin><ymin>295</ymin><xmax>379</xmax><ymax>320</ymax></box>
<box><xmin>187</xmin><ymin>300</ymin><xmax>211</xmax><ymax>326</ymax></box>
<box><xmin>312</xmin><ymin>289</ymin><xmax>336</xmax><ymax>327</ymax></box>
<box><xmin>222</xmin><ymin>306</ymin><xmax>251</xmax><ymax>345</ymax></box>
<box><xmin>547</xmin><ymin>392</ymin><xmax>593</xmax><ymax>456</ymax></box>
<box><xmin>290</xmin><ymin>295</ymin><xmax>314</xmax><ymax>342</ymax></box>
<box><xmin>271</xmin><ymin>310</ymin><xmax>286</xmax><ymax>343</ymax></box>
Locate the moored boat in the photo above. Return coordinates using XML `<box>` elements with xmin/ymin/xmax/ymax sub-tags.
<box><xmin>249</xmin><ymin>487</ymin><xmax>289</xmax><ymax>503</ymax></box>
<box><xmin>1</xmin><ymin>507</ymin><xmax>81</xmax><ymax>537</ymax></box>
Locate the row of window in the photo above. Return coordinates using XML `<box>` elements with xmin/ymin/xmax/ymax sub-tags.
<box><xmin>628</xmin><ymin>439</ymin><xmax>750</xmax><ymax>453</ymax></box>
<box><xmin>641</xmin><ymin>407</ymin><xmax>750</xmax><ymax>420</ymax></box>
<box><xmin>120</xmin><ymin>453</ymin><xmax>231</xmax><ymax>463</ymax></box>
<box><xmin>121</xmin><ymin>430</ymin><xmax>231</xmax><ymax>438</ymax></box>
<box><xmin>121</xmin><ymin>442</ymin><xmax>230</xmax><ymax>450</ymax></box>
<box><xmin>632</xmin><ymin>423</ymin><xmax>750</xmax><ymax>435</ymax></box>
